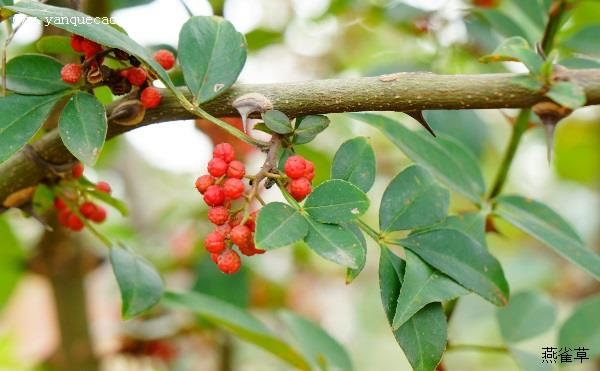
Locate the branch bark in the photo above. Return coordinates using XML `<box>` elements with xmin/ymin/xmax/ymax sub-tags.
<box><xmin>1</xmin><ymin>69</ymin><xmax>600</xmax><ymax>207</ymax></box>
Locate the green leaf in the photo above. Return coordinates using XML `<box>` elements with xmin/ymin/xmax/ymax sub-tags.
<box><xmin>110</xmin><ymin>245</ymin><xmax>164</xmax><ymax>318</ymax></box>
<box><xmin>303</xmin><ymin>217</ymin><xmax>364</xmax><ymax>269</ymax></box>
<box><xmin>304</xmin><ymin>180</ymin><xmax>369</xmax><ymax>224</ymax></box>
<box><xmin>558</xmin><ymin>294</ymin><xmax>600</xmax><ymax>358</ymax></box>
<box><xmin>59</xmin><ymin>92</ymin><xmax>107</xmax><ymax>166</ymax></box>
<box><xmin>193</xmin><ymin>255</ymin><xmax>249</xmax><ymax>308</ymax></box>
<box><xmin>0</xmin><ymin>216</ymin><xmax>24</xmax><ymax>309</ymax></box>
<box><xmin>331</xmin><ymin>137</ymin><xmax>376</xmax><ymax>192</ymax></box>
<box><xmin>280</xmin><ymin>311</ymin><xmax>353</xmax><ymax>370</ymax></box>
<box><xmin>495</xmin><ymin>195</ymin><xmax>600</xmax><ymax>280</ymax></box>
<box><xmin>379</xmin><ymin>165</ymin><xmax>449</xmax><ymax>233</ymax></box>
<box><xmin>293</xmin><ymin>115</ymin><xmax>330</xmax><ymax>144</ymax></box>
<box><xmin>562</xmin><ymin>24</ymin><xmax>600</xmax><ymax>56</ymax></box>
<box><xmin>163</xmin><ymin>291</ymin><xmax>310</xmax><ymax>369</ymax></box>
<box><xmin>436</xmin><ymin>212</ymin><xmax>486</xmax><ymax>246</ymax></box>
<box><xmin>178</xmin><ymin>16</ymin><xmax>247</xmax><ymax>103</ymax></box>
<box><xmin>379</xmin><ymin>246</ymin><xmax>405</xmax><ymax>322</ymax></box>
<box><xmin>511</xmin><ymin>75</ymin><xmax>544</xmax><ymax>92</ymax></box>
<box><xmin>262</xmin><ymin>110</ymin><xmax>293</xmax><ymax>134</ymax></box>
<box><xmin>546</xmin><ymin>81</ymin><xmax>586</xmax><ymax>109</ymax></box>
<box><xmin>350</xmin><ymin>113</ymin><xmax>485</xmax><ymax>203</ymax></box>
<box><xmin>476</xmin><ymin>10</ymin><xmax>530</xmax><ymax>44</ymax></box>
<box><xmin>255</xmin><ymin>202</ymin><xmax>309</xmax><ymax>250</ymax></box>
<box><xmin>396</xmin><ymin>303</ymin><xmax>447</xmax><ymax>371</ymax></box>
<box><xmin>399</xmin><ymin>228</ymin><xmax>509</xmax><ymax>306</ymax></box>
<box><xmin>6</xmin><ymin>1</ymin><xmax>178</xmax><ymax>94</ymax></box>
<box><xmin>480</xmin><ymin>36</ymin><xmax>543</xmax><ymax>74</ymax></box>
<box><xmin>5</xmin><ymin>54</ymin><xmax>70</xmax><ymax>95</ymax></box>
<box><xmin>0</xmin><ymin>94</ymin><xmax>62</xmax><ymax>163</ymax></box>
<box><xmin>496</xmin><ymin>290</ymin><xmax>556</xmax><ymax>343</ymax></box>
<box><xmin>345</xmin><ymin>223</ymin><xmax>367</xmax><ymax>284</ymax></box>
<box><xmin>392</xmin><ymin>250</ymin><xmax>468</xmax><ymax>330</ymax></box>
<box><xmin>510</xmin><ymin>348</ymin><xmax>553</xmax><ymax>371</ymax></box>
<box><xmin>378</xmin><ymin>247</ymin><xmax>446</xmax><ymax>371</ymax></box>
<box><xmin>32</xmin><ymin>184</ymin><xmax>54</xmax><ymax>215</ymax></box>
<box><xmin>36</xmin><ymin>35</ymin><xmax>78</xmax><ymax>56</ymax></box>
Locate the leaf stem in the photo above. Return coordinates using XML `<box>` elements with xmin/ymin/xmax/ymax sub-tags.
<box><xmin>184</xmin><ymin>102</ymin><xmax>269</xmax><ymax>150</ymax></box>
<box><xmin>488</xmin><ymin>109</ymin><xmax>531</xmax><ymax>199</ymax></box>
<box><xmin>447</xmin><ymin>343</ymin><xmax>509</xmax><ymax>353</ymax></box>
<box><xmin>356</xmin><ymin>218</ymin><xmax>380</xmax><ymax>242</ymax></box>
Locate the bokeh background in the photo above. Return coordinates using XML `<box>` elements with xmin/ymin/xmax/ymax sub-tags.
<box><xmin>1</xmin><ymin>0</ymin><xmax>599</xmax><ymax>370</ymax></box>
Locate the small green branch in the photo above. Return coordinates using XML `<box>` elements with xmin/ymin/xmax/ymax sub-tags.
<box><xmin>185</xmin><ymin>101</ymin><xmax>269</xmax><ymax>150</ymax></box>
<box><xmin>447</xmin><ymin>343</ymin><xmax>509</xmax><ymax>354</ymax></box>
<box><xmin>488</xmin><ymin>109</ymin><xmax>531</xmax><ymax>199</ymax></box>
<box><xmin>356</xmin><ymin>218</ymin><xmax>381</xmax><ymax>242</ymax></box>
<box><xmin>541</xmin><ymin>0</ymin><xmax>569</xmax><ymax>55</ymax></box>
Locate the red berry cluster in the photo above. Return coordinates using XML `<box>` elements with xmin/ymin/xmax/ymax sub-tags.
<box><xmin>195</xmin><ymin>143</ymin><xmax>264</xmax><ymax>274</ymax></box>
<box><xmin>284</xmin><ymin>155</ymin><xmax>314</xmax><ymax>201</ymax></box>
<box><xmin>61</xmin><ymin>34</ymin><xmax>176</xmax><ymax>110</ymax></box>
<box><xmin>54</xmin><ymin>163</ymin><xmax>112</xmax><ymax>232</ymax></box>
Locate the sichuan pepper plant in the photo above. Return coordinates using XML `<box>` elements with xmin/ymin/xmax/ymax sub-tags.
<box><xmin>1</xmin><ymin>0</ymin><xmax>600</xmax><ymax>370</ymax></box>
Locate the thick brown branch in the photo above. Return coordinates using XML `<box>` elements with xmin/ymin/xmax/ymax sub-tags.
<box><xmin>1</xmin><ymin>69</ymin><xmax>600</xmax><ymax>207</ymax></box>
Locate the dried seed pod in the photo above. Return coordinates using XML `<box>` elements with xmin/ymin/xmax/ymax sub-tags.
<box><xmin>3</xmin><ymin>186</ymin><xmax>35</xmax><ymax>208</ymax></box>
<box><xmin>114</xmin><ymin>49</ymin><xmax>130</xmax><ymax>60</ymax></box>
<box><xmin>108</xmin><ymin>100</ymin><xmax>146</xmax><ymax>126</ymax></box>
<box><xmin>87</xmin><ymin>65</ymin><xmax>104</xmax><ymax>85</ymax></box>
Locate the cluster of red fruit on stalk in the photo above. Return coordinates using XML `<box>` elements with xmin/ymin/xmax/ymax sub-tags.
<box><xmin>53</xmin><ymin>163</ymin><xmax>112</xmax><ymax>231</ymax></box>
<box><xmin>60</xmin><ymin>34</ymin><xmax>176</xmax><ymax>109</ymax></box>
<box><xmin>195</xmin><ymin>143</ymin><xmax>264</xmax><ymax>275</ymax></box>
<box><xmin>283</xmin><ymin>155</ymin><xmax>314</xmax><ymax>201</ymax></box>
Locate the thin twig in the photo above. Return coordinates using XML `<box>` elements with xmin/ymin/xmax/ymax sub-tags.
<box><xmin>1</xmin><ymin>17</ymin><xmax>26</xmax><ymax>97</ymax></box>
<box><xmin>177</xmin><ymin>0</ymin><xmax>194</xmax><ymax>17</ymax></box>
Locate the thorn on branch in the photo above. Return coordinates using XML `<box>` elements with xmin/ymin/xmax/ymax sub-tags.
<box><xmin>532</xmin><ymin>101</ymin><xmax>571</xmax><ymax>163</ymax></box>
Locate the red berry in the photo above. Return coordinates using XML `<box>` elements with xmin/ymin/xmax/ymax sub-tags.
<box><xmin>95</xmin><ymin>181</ymin><xmax>112</xmax><ymax>194</ymax></box>
<box><xmin>284</xmin><ymin>155</ymin><xmax>307</xmax><ymax>179</ymax></box>
<box><xmin>207</xmin><ymin>158</ymin><xmax>228</xmax><ymax>177</ymax></box>
<box><xmin>304</xmin><ymin>160</ymin><xmax>315</xmax><ymax>181</ymax></box>
<box><xmin>154</xmin><ymin>49</ymin><xmax>175</xmax><ymax>70</ymax></box>
<box><xmin>67</xmin><ymin>213</ymin><xmax>84</xmax><ymax>231</ymax></box>
<box><xmin>217</xmin><ymin>249</ymin><xmax>241</xmax><ymax>274</ymax></box>
<box><xmin>81</xmin><ymin>39</ymin><xmax>102</xmax><ymax>57</ymax></box>
<box><xmin>70</xmin><ymin>34</ymin><xmax>85</xmax><ymax>52</ymax></box>
<box><xmin>231</xmin><ymin>225</ymin><xmax>252</xmax><ymax>248</ymax></box>
<box><xmin>61</xmin><ymin>64</ymin><xmax>82</xmax><ymax>84</ymax></box>
<box><xmin>288</xmin><ymin>177</ymin><xmax>312</xmax><ymax>201</ymax></box>
<box><xmin>125</xmin><ymin>67</ymin><xmax>147</xmax><ymax>86</ymax></box>
<box><xmin>223</xmin><ymin>178</ymin><xmax>245</xmax><ymax>200</ymax></box>
<box><xmin>54</xmin><ymin>197</ymin><xmax>67</xmax><ymax>210</ymax></box>
<box><xmin>195</xmin><ymin>175</ymin><xmax>214</xmax><ymax>194</ymax></box>
<box><xmin>208</xmin><ymin>206</ymin><xmax>230</xmax><ymax>225</ymax></box>
<box><xmin>215</xmin><ymin>223</ymin><xmax>232</xmax><ymax>238</ymax></box>
<box><xmin>72</xmin><ymin>163</ymin><xmax>84</xmax><ymax>178</ymax></box>
<box><xmin>226</xmin><ymin>160</ymin><xmax>245</xmax><ymax>179</ymax></box>
<box><xmin>203</xmin><ymin>185</ymin><xmax>225</xmax><ymax>207</ymax></box>
<box><xmin>79</xmin><ymin>201</ymin><xmax>97</xmax><ymax>219</ymax></box>
<box><xmin>213</xmin><ymin>143</ymin><xmax>236</xmax><ymax>163</ymax></box>
<box><xmin>90</xmin><ymin>205</ymin><xmax>107</xmax><ymax>223</ymax></box>
<box><xmin>204</xmin><ymin>231</ymin><xmax>226</xmax><ymax>254</ymax></box>
<box><xmin>239</xmin><ymin>241</ymin><xmax>265</xmax><ymax>256</ymax></box>
<box><xmin>58</xmin><ymin>209</ymin><xmax>71</xmax><ymax>226</ymax></box>
<box><xmin>140</xmin><ymin>87</ymin><xmax>161</xmax><ymax>109</ymax></box>
<box><xmin>210</xmin><ymin>253</ymin><xmax>219</xmax><ymax>264</ymax></box>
